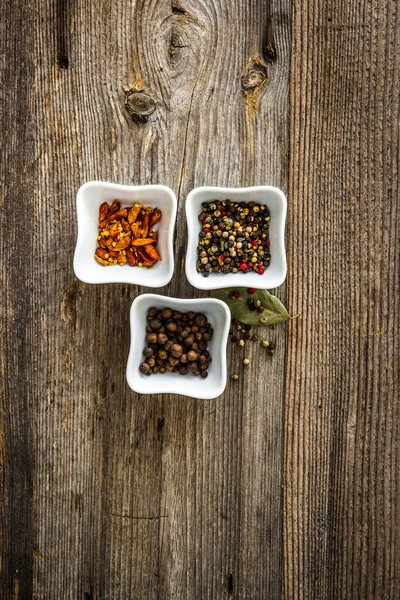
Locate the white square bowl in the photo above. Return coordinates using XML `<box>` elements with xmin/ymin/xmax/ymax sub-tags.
<box><xmin>126</xmin><ymin>294</ymin><xmax>230</xmax><ymax>399</ymax></box>
<box><xmin>73</xmin><ymin>181</ymin><xmax>177</xmax><ymax>286</ymax></box>
<box><xmin>185</xmin><ymin>186</ymin><xmax>287</xmax><ymax>290</ymax></box>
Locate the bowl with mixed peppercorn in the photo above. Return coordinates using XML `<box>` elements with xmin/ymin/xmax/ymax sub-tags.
<box><xmin>73</xmin><ymin>181</ymin><xmax>177</xmax><ymax>286</ymax></box>
<box><xmin>126</xmin><ymin>294</ymin><xmax>230</xmax><ymax>399</ymax></box>
<box><xmin>185</xmin><ymin>186</ymin><xmax>286</xmax><ymax>290</ymax></box>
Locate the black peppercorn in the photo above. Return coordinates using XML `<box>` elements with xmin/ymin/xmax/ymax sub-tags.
<box><xmin>194</xmin><ymin>314</ymin><xmax>207</xmax><ymax>327</ymax></box>
<box><xmin>150</xmin><ymin>318</ymin><xmax>162</xmax><ymax>330</ymax></box>
<box><xmin>200</xmin><ymin>371</ymin><xmax>208</xmax><ymax>378</ymax></box>
<box><xmin>157</xmin><ymin>333</ymin><xmax>168</xmax><ymax>345</ymax></box>
<box><xmin>187</xmin><ymin>361</ymin><xmax>198</xmax><ymax>372</ymax></box>
<box><xmin>146</xmin><ymin>332</ymin><xmax>157</xmax><ymax>344</ymax></box>
<box><xmin>184</xmin><ymin>335</ymin><xmax>194</xmax><ymax>347</ymax></box>
<box><xmin>139</xmin><ymin>362</ymin><xmax>151</xmax><ymax>375</ymax></box>
<box><xmin>140</xmin><ymin>306</ymin><xmax>214</xmax><ymax>378</ymax></box>
<box><xmin>171</xmin><ymin>344</ymin><xmax>183</xmax><ymax>358</ymax></box>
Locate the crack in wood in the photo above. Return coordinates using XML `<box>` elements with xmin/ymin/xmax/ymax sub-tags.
<box><xmin>106</xmin><ymin>512</ymin><xmax>168</xmax><ymax>520</ymax></box>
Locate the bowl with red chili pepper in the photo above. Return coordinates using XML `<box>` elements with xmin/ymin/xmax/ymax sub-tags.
<box><xmin>73</xmin><ymin>181</ymin><xmax>177</xmax><ymax>286</ymax></box>
<box><xmin>185</xmin><ymin>186</ymin><xmax>287</xmax><ymax>290</ymax></box>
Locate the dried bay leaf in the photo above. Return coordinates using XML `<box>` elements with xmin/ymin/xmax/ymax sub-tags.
<box><xmin>211</xmin><ymin>287</ymin><xmax>292</xmax><ymax>326</ymax></box>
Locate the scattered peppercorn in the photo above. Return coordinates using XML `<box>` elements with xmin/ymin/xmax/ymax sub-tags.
<box><xmin>243</xmin><ymin>358</ymin><xmax>250</xmax><ymax>365</ymax></box>
<box><xmin>232</xmin><ymin>374</ymin><xmax>239</xmax><ymax>380</ymax></box>
<box><xmin>262</xmin><ymin>339</ymin><xmax>270</xmax><ymax>348</ymax></box>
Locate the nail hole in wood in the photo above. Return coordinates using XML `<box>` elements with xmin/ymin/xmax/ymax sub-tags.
<box><xmin>57</xmin><ymin>54</ymin><xmax>69</xmax><ymax>69</ymax></box>
<box><xmin>227</xmin><ymin>573</ymin><xmax>233</xmax><ymax>595</ymax></box>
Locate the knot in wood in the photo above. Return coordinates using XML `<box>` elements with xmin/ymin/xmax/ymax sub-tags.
<box><xmin>125</xmin><ymin>90</ymin><xmax>156</xmax><ymax>123</ymax></box>
<box><xmin>241</xmin><ymin>63</ymin><xmax>268</xmax><ymax>90</ymax></box>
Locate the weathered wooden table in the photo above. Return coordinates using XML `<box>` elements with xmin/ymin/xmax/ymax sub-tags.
<box><xmin>1</xmin><ymin>0</ymin><xmax>399</xmax><ymax>598</ymax></box>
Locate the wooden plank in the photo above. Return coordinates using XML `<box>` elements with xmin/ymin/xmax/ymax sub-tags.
<box><xmin>284</xmin><ymin>0</ymin><xmax>400</xmax><ymax>598</ymax></box>
<box><xmin>0</xmin><ymin>0</ymin><xmax>291</xmax><ymax>599</ymax></box>
<box><xmin>0</xmin><ymin>1</ymin><xmax>36</xmax><ymax>598</ymax></box>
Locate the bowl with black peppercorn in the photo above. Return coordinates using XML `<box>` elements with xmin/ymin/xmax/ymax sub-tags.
<box><xmin>185</xmin><ymin>186</ymin><xmax>287</xmax><ymax>290</ymax></box>
<box><xmin>126</xmin><ymin>294</ymin><xmax>230</xmax><ymax>399</ymax></box>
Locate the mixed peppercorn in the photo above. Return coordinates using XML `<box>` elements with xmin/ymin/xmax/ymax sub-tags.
<box><xmin>228</xmin><ymin>309</ymin><xmax>276</xmax><ymax>380</ymax></box>
<box><xmin>139</xmin><ymin>307</ymin><xmax>213</xmax><ymax>377</ymax></box>
<box><xmin>197</xmin><ymin>200</ymin><xmax>271</xmax><ymax>277</ymax></box>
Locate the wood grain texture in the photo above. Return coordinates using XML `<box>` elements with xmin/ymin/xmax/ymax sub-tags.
<box><xmin>1</xmin><ymin>0</ymin><xmax>290</xmax><ymax>598</ymax></box>
<box><xmin>0</xmin><ymin>1</ymin><xmax>35</xmax><ymax>598</ymax></box>
<box><xmin>2</xmin><ymin>0</ymin><xmax>399</xmax><ymax>598</ymax></box>
<box><xmin>284</xmin><ymin>0</ymin><xmax>400</xmax><ymax>598</ymax></box>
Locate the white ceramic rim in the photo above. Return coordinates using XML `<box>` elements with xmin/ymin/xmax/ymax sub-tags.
<box><xmin>126</xmin><ymin>294</ymin><xmax>230</xmax><ymax>399</ymax></box>
<box><xmin>73</xmin><ymin>181</ymin><xmax>177</xmax><ymax>286</ymax></box>
<box><xmin>185</xmin><ymin>185</ymin><xmax>287</xmax><ymax>290</ymax></box>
